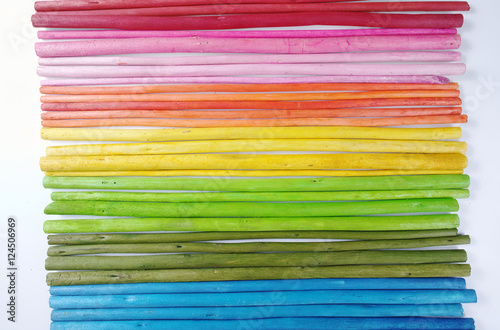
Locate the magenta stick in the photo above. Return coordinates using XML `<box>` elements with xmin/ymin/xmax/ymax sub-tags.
<box><xmin>35</xmin><ymin>35</ymin><xmax>461</xmax><ymax>58</ymax></box>
<box><xmin>40</xmin><ymin>76</ymin><xmax>451</xmax><ymax>87</ymax></box>
<box><xmin>38</xmin><ymin>52</ymin><xmax>462</xmax><ymax>67</ymax></box>
<box><xmin>37</xmin><ymin>64</ymin><xmax>466</xmax><ymax>78</ymax></box>
<box><xmin>31</xmin><ymin>12</ymin><xmax>465</xmax><ymax>30</ymax></box>
<box><xmin>37</xmin><ymin>29</ymin><xmax>458</xmax><ymax>40</ymax></box>
<box><xmin>35</xmin><ymin>0</ymin><xmax>362</xmax><ymax>12</ymax></box>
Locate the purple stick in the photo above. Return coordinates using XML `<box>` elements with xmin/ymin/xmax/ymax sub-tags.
<box><xmin>37</xmin><ymin>63</ymin><xmax>466</xmax><ymax>78</ymax></box>
<box><xmin>40</xmin><ymin>76</ymin><xmax>451</xmax><ymax>86</ymax></box>
<box><xmin>35</xmin><ymin>35</ymin><xmax>461</xmax><ymax>58</ymax></box>
<box><xmin>37</xmin><ymin>28</ymin><xmax>458</xmax><ymax>40</ymax></box>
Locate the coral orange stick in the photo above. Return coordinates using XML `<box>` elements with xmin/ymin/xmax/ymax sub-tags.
<box><xmin>41</xmin><ymin>108</ymin><xmax>462</xmax><ymax>121</ymax></box>
<box><xmin>40</xmin><ymin>90</ymin><xmax>460</xmax><ymax>103</ymax></box>
<box><xmin>41</xmin><ymin>98</ymin><xmax>462</xmax><ymax>111</ymax></box>
<box><xmin>41</xmin><ymin>115</ymin><xmax>468</xmax><ymax>128</ymax></box>
<box><xmin>39</xmin><ymin>83</ymin><xmax>459</xmax><ymax>95</ymax></box>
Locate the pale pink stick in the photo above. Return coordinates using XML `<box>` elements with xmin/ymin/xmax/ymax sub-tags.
<box><xmin>37</xmin><ymin>64</ymin><xmax>467</xmax><ymax>78</ymax></box>
<box><xmin>40</xmin><ymin>76</ymin><xmax>451</xmax><ymax>86</ymax></box>
<box><xmin>35</xmin><ymin>35</ymin><xmax>461</xmax><ymax>58</ymax></box>
<box><xmin>37</xmin><ymin>28</ymin><xmax>458</xmax><ymax>40</ymax></box>
<box><xmin>38</xmin><ymin>52</ymin><xmax>462</xmax><ymax>67</ymax></box>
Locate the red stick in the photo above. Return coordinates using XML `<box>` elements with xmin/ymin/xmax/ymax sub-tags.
<box><xmin>38</xmin><ymin>2</ymin><xmax>471</xmax><ymax>16</ymax></box>
<box><xmin>41</xmin><ymin>107</ymin><xmax>462</xmax><ymax>120</ymax></box>
<box><xmin>35</xmin><ymin>0</ymin><xmax>364</xmax><ymax>12</ymax></box>
<box><xmin>41</xmin><ymin>98</ymin><xmax>463</xmax><ymax>111</ymax></box>
<box><xmin>40</xmin><ymin>115</ymin><xmax>468</xmax><ymax>128</ymax></box>
<box><xmin>31</xmin><ymin>12</ymin><xmax>464</xmax><ymax>30</ymax></box>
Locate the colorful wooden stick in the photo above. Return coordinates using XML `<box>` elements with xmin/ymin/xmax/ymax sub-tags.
<box><xmin>34</xmin><ymin>35</ymin><xmax>462</xmax><ymax>58</ymax></box>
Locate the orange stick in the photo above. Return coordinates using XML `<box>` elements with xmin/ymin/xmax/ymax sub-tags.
<box><xmin>41</xmin><ymin>107</ymin><xmax>462</xmax><ymax>121</ymax></box>
<box><xmin>39</xmin><ymin>83</ymin><xmax>460</xmax><ymax>95</ymax></box>
<box><xmin>40</xmin><ymin>90</ymin><xmax>460</xmax><ymax>103</ymax></box>
<box><xmin>41</xmin><ymin>115</ymin><xmax>468</xmax><ymax>128</ymax></box>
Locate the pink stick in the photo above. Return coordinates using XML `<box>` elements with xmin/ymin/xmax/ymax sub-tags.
<box><xmin>40</xmin><ymin>76</ymin><xmax>451</xmax><ymax>86</ymax></box>
<box><xmin>35</xmin><ymin>35</ymin><xmax>461</xmax><ymax>58</ymax></box>
<box><xmin>38</xmin><ymin>52</ymin><xmax>462</xmax><ymax>67</ymax></box>
<box><xmin>38</xmin><ymin>29</ymin><xmax>459</xmax><ymax>40</ymax></box>
<box><xmin>37</xmin><ymin>63</ymin><xmax>467</xmax><ymax>78</ymax></box>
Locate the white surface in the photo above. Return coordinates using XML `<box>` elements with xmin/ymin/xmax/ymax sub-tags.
<box><xmin>0</xmin><ymin>1</ymin><xmax>499</xmax><ymax>329</ymax></box>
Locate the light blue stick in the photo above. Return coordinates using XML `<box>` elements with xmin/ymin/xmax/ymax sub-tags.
<box><xmin>49</xmin><ymin>278</ymin><xmax>467</xmax><ymax>296</ymax></box>
<box><xmin>50</xmin><ymin>317</ymin><xmax>476</xmax><ymax>330</ymax></box>
<box><xmin>51</xmin><ymin>304</ymin><xmax>464</xmax><ymax>321</ymax></box>
<box><xmin>49</xmin><ymin>289</ymin><xmax>477</xmax><ymax>309</ymax></box>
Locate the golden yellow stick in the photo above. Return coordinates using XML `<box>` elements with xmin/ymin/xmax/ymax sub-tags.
<box><xmin>40</xmin><ymin>127</ymin><xmax>462</xmax><ymax>142</ymax></box>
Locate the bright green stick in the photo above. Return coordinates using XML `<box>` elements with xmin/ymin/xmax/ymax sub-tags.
<box><xmin>43</xmin><ymin>175</ymin><xmax>470</xmax><ymax>192</ymax></box>
<box><xmin>47</xmin><ymin>236</ymin><xmax>471</xmax><ymax>256</ymax></box>
<box><xmin>50</xmin><ymin>189</ymin><xmax>470</xmax><ymax>203</ymax></box>
<box><xmin>43</xmin><ymin>214</ymin><xmax>460</xmax><ymax>233</ymax></box>
<box><xmin>44</xmin><ymin>199</ymin><xmax>459</xmax><ymax>218</ymax></box>
<box><xmin>45</xmin><ymin>250</ymin><xmax>467</xmax><ymax>271</ymax></box>
<box><xmin>46</xmin><ymin>229</ymin><xmax>459</xmax><ymax>245</ymax></box>
<box><xmin>46</xmin><ymin>264</ymin><xmax>472</xmax><ymax>286</ymax></box>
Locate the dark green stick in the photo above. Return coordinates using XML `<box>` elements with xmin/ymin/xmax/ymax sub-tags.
<box><xmin>46</xmin><ymin>264</ymin><xmax>472</xmax><ymax>286</ymax></box>
<box><xmin>43</xmin><ymin>175</ymin><xmax>470</xmax><ymax>191</ymax></box>
<box><xmin>47</xmin><ymin>236</ymin><xmax>470</xmax><ymax>256</ymax></box>
<box><xmin>47</xmin><ymin>229</ymin><xmax>459</xmax><ymax>245</ymax></box>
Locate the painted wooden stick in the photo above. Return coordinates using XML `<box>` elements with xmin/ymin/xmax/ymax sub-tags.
<box><xmin>47</xmin><ymin>230</ymin><xmax>460</xmax><ymax>245</ymax></box>
<box><xmin>48</xmin><ymin>318</ymin><xmax>476</xmax><ymax>330</ymax></box>
<box><xmin>37</xmin><ymin>64</ymin><xmax>466</xmax><ymax>78</ymax></box>
<box><xmin>40</xmin><ymin>75</ymin><xmax>452</xmax><ymax>86</ymax></box>
<box><xmin>48</xmin><ymin>278</ymin><xmax>467</xmax><ymax>295</ymax></box>
<box><xmin>42</xmin><ymin>175</ymin><xmax>471</xmax><ymax>191</ymax></box>
<box><xmin>34</xmin><ymin>35</ymin><xmax>462</xmax><ymax>58</ymax></box>
<box><xmin>43</xmin><ymin>169</ymin><xmax>465</xmax><ymax>178</ymax></box>
<box><xmin>39</xmin><ymin>153</ymin><xmax>469</xmax><ymax>172</ymax></box>
<box><xmin>40</xmin><ymin>108</ymin><xmax>464</xmax><ymax>121</ymax></box>
<box><xmin>40</xmin><ymin>126</ymin><xmax>463</xmax><ymax>141</ymax></box>
<box><xmin>39</xmin><ymin>82</ymin><xmax>460</xmax><ymax>94</ymax></box>
<box><xmin>51</xmin><ymin>304</ymin><xmax>465</xmax><ymax>321</ymax></box>
<box><xmin>38</xmin><ymin>29</ymin><xmax>460</xmax><ymax>40</ymax></box>
<box><xmin>31</xmin><ymin>12</ymin><xmax>465</xmax><ymax>30</ymax></box>
<box><xmin>46</xmin><ymin>264</ymin><xmax>472</xmax><ymax>286</ymax></box>
<box><xmin>35</xmin><ymin>0</ymin><xmax>371</xmax><ymax>12</ymax></box>
<box><xmin>47</xmin><ymin>236</ymin><xmax>471</xmax><ymax>256</ymax></box>
<box><xmin>39</xmin><ymin>2</ymin><xmax>471</xmax><ymax>17</ymax></box>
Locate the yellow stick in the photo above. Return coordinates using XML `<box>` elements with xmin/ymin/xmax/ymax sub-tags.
<box><xmin>39</xmin><ymin>153</ymin><xmax>468</xmax><ymax>172</ymax></box>
<box><xmin>46</xmin><ymin>139</ymin><xmax>467</xmax><ymax>157</ymax></box>
<box><xmin>44</xmin><ymin>170</ymin><xmax>464</xmax><ymax>177</ymax></box>
<box><xmin>40</xmin><ymin>127</ymin><xmax>462</xmax><ymax>142</ymax></box>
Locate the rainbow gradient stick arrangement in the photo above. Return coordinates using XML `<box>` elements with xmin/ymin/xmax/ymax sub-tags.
<box><xmin>32</xmin><ymin>0</ymin><xmax>476</xmax><ymax>329</ymax></box>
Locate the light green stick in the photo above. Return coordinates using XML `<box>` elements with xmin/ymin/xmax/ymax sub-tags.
<box><xmin>43</xmin><ymin>214</ymin><xmax>460</xmax><ymax>233</ymax></box>
<box><xmin>50</xmin><ymin>189</ymin><xmax>470</xmax><ymax>203</ymax></box>
<box><xmin>47</xmin><ymin>229</ymin><xmax>459</xmax><ymax>245</ymax></box>
<box><xmin>45</xmin><ymin>250</ymin><xmax>467</xmax><ymax>271</ymax></box>
<box><xmin>46</xmin><ymin>264</ymin><xmax>472</xmax><ymax>286</ymax></box>
<box><xmin>44</xmin><ymin>199</ymin><xmax>459</xmax><ymax>217</ymax></box>
<box><xmin>47</xmin><ymin>235</ymin><xmax>471</xmax><ymax>256</ymax></box>
<box><xmin>43</xmin><ymin>175</ymin><xmax>470</xmax><ymax>191</ymax></box>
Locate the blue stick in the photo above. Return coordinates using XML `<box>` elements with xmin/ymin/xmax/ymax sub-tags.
<box><xmin>50</xmin><ymin>317</ymin><xmax>476</xmax><ymax>330</ymax></box>
<box><xmin>51</xmin><ymin>304</ymin><xmax>464</xmax><ymax>321</ymax></box>
<box><xmin>49</xmin><ymin>278</ymin><xmax>466</xmax><ymax>296</ymax></box>
<box><xmin>49</xmin><ymin>289</ymin><xmax>477</xmax><ymax>309</ymax></box>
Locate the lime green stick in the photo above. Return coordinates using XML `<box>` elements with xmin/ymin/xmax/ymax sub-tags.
<box><xmin>50</xmin><ymin>189</ymin><xmax>470</xmax><ymax>203</ymax></box>
<box><xmin>44</xmin><ymin>199</ymin><xmax>459</xmax><ymax>218</ymax></box>
<box><xmin>45</xmin><ymin>250</ymin><xmax>467</xmax><ymax>271</ymax></box>
<box><xmin>46</xmin><ymin>229</ymin><xmax>459</xmax><ymax>245</ymax></box>
<box><xmin>43</xmin><ymin>214</ymin><xmax>460</xmax><ymax>233</ymax></box>
<box><xmin>47</xmin><ymin>235</ymin><xmax>471</xmax><ymax>256</ymax></box>
<box><xmin>43</xmin><ymin>175</ymin><xmax>470</xmax><ymax>191</ymax></box>
<box><xmin>46</xmin><ymin>264</ymin><xmax>472</xmax><ymax>286</ymax></box>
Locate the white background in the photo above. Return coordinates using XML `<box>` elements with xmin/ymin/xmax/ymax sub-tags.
<box><xmin>1</xmin><ymin>1</ymin><xmax>499</xmax><ymax>329</ymax></box>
